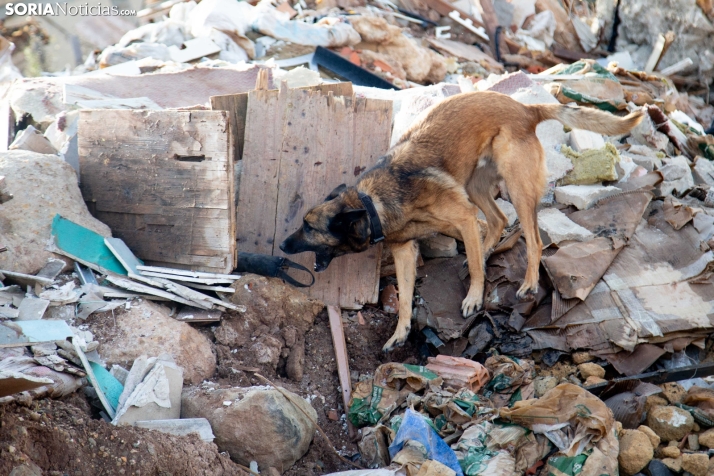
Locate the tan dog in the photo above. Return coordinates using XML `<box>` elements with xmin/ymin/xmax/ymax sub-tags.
<box><xmin>280</xmin><ymin>91</ymin><xmax>643</xmax><ymax>351</ymax></box>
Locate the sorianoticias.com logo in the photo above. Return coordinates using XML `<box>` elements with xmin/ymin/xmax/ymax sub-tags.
<box><xmin>5</xmin><ymin>3</ymin><xmax>136</xmax><ymax>16</ymax></box>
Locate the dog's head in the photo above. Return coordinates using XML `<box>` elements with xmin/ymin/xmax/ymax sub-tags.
<box><xmin>279</xmin><ymin>184</ymin><xmax>371</xmax><ymax>272</ymax></box>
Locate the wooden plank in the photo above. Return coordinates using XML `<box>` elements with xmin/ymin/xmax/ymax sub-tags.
<box><xmin>138</xmin><ymin>271</ymin><xmax>236</xmax><ymax>285</ymax></box>
<box><xmin>210</xmin><ymin>93</ymin><xmax>249</xmax><ymax>161</ymax></box>
<box><xmin>104</xmin><ymin>275</ymin><xmax>196</xmax><ymax>307</ymax></box>
<box><xmin>78</xmin><ymin>110</ymin><xmax>235</xmax><ymax>274</ymax></box>
<box><xmin>327</xmin><ymin>305</ymin><xmax>355</xmax><ymax>438</ymax></box>
<box><xmin>136</xmin><ymin>265</ymin><xmax>240</xmax><ymax>280</ymax></box>
<box><xmin>262</xmin><ymin>86</ymin><xmax>388</xmax><ymax>308</ymax></box>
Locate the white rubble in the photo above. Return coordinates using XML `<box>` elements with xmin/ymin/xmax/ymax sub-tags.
<box><xmin>554</xmin><ymin>184</ymin><xmax>621</xmax><ymax>210</ymax></box>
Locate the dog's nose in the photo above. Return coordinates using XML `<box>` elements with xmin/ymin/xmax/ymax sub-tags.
<box><xmin>279</xmin><ymin>240</ymin><xmax>288</xmax><ymax>253</ymax></box>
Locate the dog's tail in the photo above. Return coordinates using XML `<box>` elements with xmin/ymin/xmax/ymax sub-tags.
<box><xmin>532</xmin><ymin>104</ymin><xmax>644</xmax><ymax>136</ymax></box>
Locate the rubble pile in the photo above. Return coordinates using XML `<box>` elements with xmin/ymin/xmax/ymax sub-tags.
<box><xmin>2</xmin><ymin>0</ymin><xmax>714</xmax><ymax>474</ymax></box>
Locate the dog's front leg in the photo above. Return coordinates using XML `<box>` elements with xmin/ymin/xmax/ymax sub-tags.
<box><xmin>459</xmin><ymin>214</ymin><xmax>485</xmax><ymax>317</ymax></box>
<box><xmin>382</xmin><ymin>240</ymin><xmax>418</xmax><ymax>352</ymax></box>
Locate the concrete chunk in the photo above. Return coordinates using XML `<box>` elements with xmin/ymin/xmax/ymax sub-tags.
<box><xmin>569</xmin><ymin>129</ymin><xmax>605</xmax><ymax>152</ymax></box>
<box><xmin>538</xmin><ymin>208</ymin><xmax>594</xmax><ymax>245</ymax></box>
<box><xmin>554</xmin><ymin>184</ymin><xmax>620</xmax><ymax>210</ymax></box>
<box><xmin>693</xmin><ymin>158</ymin><xmax>714</xmax><ymax>187</ymax></box>
<box><xmin>135</xmin><ymin>418</ymin><xmax>215</xmax><ymax>442</ymax></box>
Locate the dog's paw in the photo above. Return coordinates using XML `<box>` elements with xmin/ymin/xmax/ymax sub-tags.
<box><xmin>461</xmin><ymin>295</ymin><xmax>482</xmax><ymax>318</ymax></box>
<box><xmin>516</xmin><ymin>282</ymin><xmax>538</xmax><ymax>299</ymax></box>
<box><xmin>382</xmin><ymin>325</ymin><xmax>411</xmax><ymax>352</ymax></box>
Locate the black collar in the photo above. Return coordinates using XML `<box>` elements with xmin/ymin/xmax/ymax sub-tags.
<box><xmin>358</xmin><ymin>192</ymin><xmax>385</xmax><ymax>244</ymax></box>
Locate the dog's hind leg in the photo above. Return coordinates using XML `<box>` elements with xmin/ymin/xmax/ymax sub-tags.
<box><xmin>466</xmin><ymin>166</ymin><xmax>508</xmax><ymax>259</ymax></box>
<box><xmin>494</xmin><ymin>134</ymin><xmax>546</xmax><ymax>298</ymax></box>
<box><xmin>383</xmin><ymin>240</ymin><xmax>418</xmax><ymax>352</ymax></box>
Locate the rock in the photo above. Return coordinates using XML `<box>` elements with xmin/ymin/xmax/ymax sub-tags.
<box><xmin>645</xmin><ymin>395</ymin><xmax>668</xmax><ymax>414</ymax></box>
<box><xmin>584</xmin><ymin>376</ymin><xmax>606</xmax><ymax>386</ymax></box>
<box><xmin>682</xmin><ymin>452</ymin><xmax>709</xmax><ymax>476</ymax></box>
<box><xmin>92</xmin><ymin>299</ymin><xmax>215</xmax><ymax>385</ymax></box>
<box><xmin>689</xmin><ymin>434</ymin><xmax>700</xmax><ymax>451</ymax></box>
<box><xmin>554</xmin><ymin>184</ymin><xmax>620</xmax><ymax>210</ymax></box>
<box><xmin>693</xmin><ymin>157</ymin><xmax>714</xmax><ymax>187</ymax></box>
<box><xmin>658</xmin><ymin>445</ymin><xmax>680</xmax><ymax>458</ymax></box>
<box><xmin>646</xmin><ymin>459</ymin><xmax>675</xmax><ymax>476</ymax></box>
<box><xmin>646</xmin><ymin>406</ymin><xmax>694</xmax><ymax>442</ymax></box>
<box><xmin>572</xmin><ymin>351</ymin><xmax>594</xmax><ymax>364</ymax></box>
<box><xmin>661</xmin><ymin>457</ymin><xmax>682</xmax><ymax>473</ymax></box>
<box><xmin>182</xmin><ymin>385</ymin><xmax>317</xmax><ymax>470</ymax></box>
<box><xmin>0</xmin><ymin>151</ymin><xmax>111</xmax><ymax>275</ymax></box>
<box><xmin>9</xmin><ymin>125</ymin><xmax>57</xmax><ymax>155</ymax></box>
<box><xmin>618</xmin><ymin>429</ymin><xmax>653</xmax><ymax>475</ymax></box>
<box><xmin>419</xmin><ymin>234</ymin><xmax>458</xmax><ymax>258</ymax></box>
<box><xmin>215</xmin><ymin>274</ymin><xmax>323</xmax><ymax>381</ymax></box>
<box><xmin>381</xmin><ymin>284</ymin><xmax>399</xmax><ymax>314</ymax></box>
<box><xmin>577</xmin><ymin>362</ymin><xmax>605</xmax><ymax>380</ymax></box>
<box><xmin>495</xmin><ymin>198</ymin><xmax>518</xmax><ymax>227</ymax></box>
<box><xmin>537</xmin><ymin>208</ymin><xmax>594</xmax><ymax>245</ymax></box>
<box><xmin>698</xmin><ymin>428</ymin><xmax>714</xmax><ymax>448</ymax></box>
<box><xmin>9</xmin><ymin>462</ymin><xmax>43</xmax><ymax>476</ymax></box>
<box><xmin>534</xmin><ymin>376</ymin><xmax>558</xmax><ymax>398</ymax></box>
<box><xmin>659</xmin><ymin>382</ymin><xmax>686</xmax><ymax>404</ymax></box>
<box><xmin>637</xmin><ymin>425</ymin><xmax>660</xmax><ymax>449</ymax></box>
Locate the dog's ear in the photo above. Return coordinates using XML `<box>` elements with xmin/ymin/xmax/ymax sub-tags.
<box><xmin>329</xmin><ymin>208</ymin><xmax>368</xmax><ymax>245</ymax></box>
<box><xmin>324</xmin><ymin>184</ymin><xmax>347</xmax><ymax>201</ymax></box>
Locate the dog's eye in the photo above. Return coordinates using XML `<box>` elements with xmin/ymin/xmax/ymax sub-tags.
<box><xmin>303</xmin><ymin>221</ymin><xmax>312</xmax><ymax>232</ymax></box>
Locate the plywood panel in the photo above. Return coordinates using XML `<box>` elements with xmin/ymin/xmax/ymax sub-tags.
<box><xmin>236</xmin><ymin>82</ymin><xmax>391</xmax><ymax>308</ymax></box>
<box><xmin>78</xmin><ymin>109</ymin><xmax>235</xmax><ymax>273</ymax></box>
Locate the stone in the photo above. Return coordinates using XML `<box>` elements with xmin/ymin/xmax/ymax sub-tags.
<box><xmin>623</xmin><ymin>152</ymin><xmax>661</xmax><ymax>172</ymax></box>
<box><xmin>570</xmin><ymin>129</ymin><xmax>605</xmax><ymax>152</ymax></box>
<box><xmin>559</xmin><ymin>143</ymin><xmax>620</xmax><ymax>185</ymax></box>
<box><xmin>637</xmin><ymin>425</ymin><xmax>660</xmax><ymax>448</ymax></box>
<box><xmin>584</xmin><ymin>376</ymin><xmax>606</xmax><ymax>386</ymax></box>
<box><xmin>645</xmin><ymin>395</ymin><xmax>668</xmax><ymax>413</ymax></box>
<box><xmin>0</xmin><ymin>151</ymin><xmax>111</xmax><ymax>275</ymax></box>
<box><xmin>182</xmin><ymin>385</ymin><xmax>317</xmax><ymax>470</ymax></box>
<box><xmin>554</xmin><ymin>184</ymin><xmax>621</xmax><ymax>210</ymax></box>
<box><xmin>658</xmin><ymin>445</ymin><xmax>680</xmax><ymax>458</ymax></box>
<box><xmin>495</xmin><ymin>198</ymin><xmax>518</xmax><ymax>227</ymax></box>
<box><xmin>646</xmin><ymin>406</ymin><xmax>694</xmax><ymax>442</ymax></box>
<box><xmin>572</xmin><ymin>351</ymin><xmax>594</xmax><ymax>364</ymax></box>
<box><xmin>682</xmin><ymin>452</ymin><xmax>709</xmax><ymax>476</ymax></box>
<box><xmin>618</xmin><ymin>429</ymin><xmax>653</xmax><ymax>475</ymax></box>
<box><xmin>91</xmin><ymin>299</ymin><xmax>215</xmax><ymax>385</ymax></box>
<box><xmin>661</xmin><ymin>457</ymin><xmax>682</xmax><ymax>473</ymax></box>
<box><xmin>9</xmin><ymin>125</ymin><xmax>58</xmax><ymax>155</ymax></box>
<box><xmin>637</xmin><ymin>425</ymin><xmax>660</xmax><ymax>449</ymax></box>
<box><xmin>577</xmin><ymin>362</ymin><xmax>605</xmax><ymax>380</ymax></box>
<box><xmin>693</xmin><ymin>157</ymin><xmax>714</xmax><ymax>187</ymax></box>
<box><xmin>659</xmin><ymin>382</ymin><xmax>686</xmax><ymax>404</ymax></box>
<box><xmin>659</xmin><ymin>156</ymin><xmax>695</xmax><ymax>197</ymax></box>
<box><xmin>214</xmin><ymin>274</ymin><xmax>323</xmax><ymax>381</ymax></box>
<box><xmin>537</xmin><ymin>207</ymin><xmax>594</xmax><ymax>245</ymax></box>
<box><xmin>534</xmin><ymin>376</ymin><xmax>558</xmax><ymax>398</ymax></box>
<box><xmin>698</xmin><ymin>428</ymin><xmax>714</xmax><ymax>448</ymax></box>
<box><xmin>419</xmin><ymin>234</ymin><xmax>458</xmax><ymax>258</ymax></box>
<box><xmin>689</xmin><ymin>434</ymin><xmax>700</xmax><ymax>451</ymax></box>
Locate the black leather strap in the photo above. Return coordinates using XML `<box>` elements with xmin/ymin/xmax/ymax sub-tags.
<box><xmin>235</xmin><ymin>252</ymin><xmax>315</xmax><ymax>287</ymax></box>
<box><xmin>358</xmin><ymin>192</ymin><xmax>385</xmax><ymax>244</ymax></box>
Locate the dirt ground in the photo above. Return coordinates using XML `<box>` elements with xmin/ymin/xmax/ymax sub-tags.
<box><xmin>0</xmin><ymin>305</ymin><xmax>419</xmax><ymax>476</ymax></box>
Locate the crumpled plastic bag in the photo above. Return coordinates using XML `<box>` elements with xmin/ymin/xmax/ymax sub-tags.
<box><xmin>482</xmin><ymin>355</ymin><xmax>535</xmax><ymax>408</ymax></box>
<box><xmin>187</xmin><ymin>0</ymin><xmax>256</xmax><ymax>58</ymax></box>
<box><xmin>252</xmin><ymin>0</ymin><xmax>360</xmax><ymax>48</ymax></box>
<box><xmin>547</xmin><ymin>60</ymin><xmax>627</xmax><ymax>112</ymax></box>
<box><xmin>514</xmin><ymin>10</ymin><xmax>555</xmax><ymax>51</ymax></box>
<box><xmin>118</xmin><ymin>19</ymin><xmax>189</xmax><ymax>48</ymax></box>
<box><xmin>99</xmin><ymin>43</ymin><xmax>173</xmax><ymax>67</ymax></box>
<box><xmin>500</xmin><ymin>383</ymin><xmax>619</xmax><ymax>476</ymax></box>
<box><xmin>389</xmin><ymin>409</ymin><xmax>464</xmax><ymax>476</ymax></box>
<box><xmin>349</xmin><ymin>363</ymin><xmax>442</xmax><ymax>427</ymax></box>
